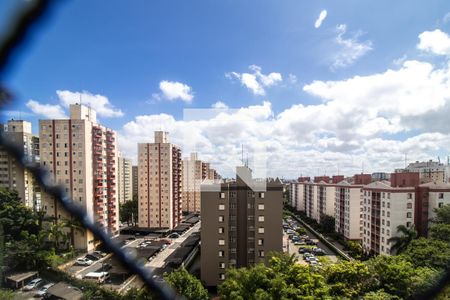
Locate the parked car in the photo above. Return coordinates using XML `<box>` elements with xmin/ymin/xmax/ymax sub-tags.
<box><xmin>312</xmin><ymin>247</ymin><xmax>326</xmax><ymax>256</ymax></box>
<box><xmin>93</xmin><ymin>251</ymin><xmax>107</xmax><ymax>257</ymax></box>
<box><xmin>75</xmin><ymin>258</ymin><xmax>93</xmax><ymax>266</ymax></box>
<box><xmin>85</xmin><ymin>254</ymin><xmax>101</xmax><ymax>261</ymax></box>
<box><xmin>168</xmin><ymin>233</ymin><xmax>180</xmax><ymax>239</ymax></box>
<box><xmin>305</xmin><ymin>239</ymin><xmax>316</xmax><ymax>245</ymax></box>
<box><xmin>303</xmin><ymin>252</ymin><xmax>313</xmax><ymax>259</ymax></box>
<box><xmin>305</xmin><ymin>256</ymin><xmax>317</xmax><ymax>262</ymax></box>
<box><xmin>298</xmin><ymin>247</ymin><xmax>308</xmax><ymax>254</ymax></box>
<box><xmin>23</xmin><ymin>278</ymin><xmax>43</xmax><ymax>291</ymax></box>
<box><xmin>34</xmin><ymin>283</ymin><xmax>54</xmax><ymax>297</ymax></box>
<box><xmin>161</xmin><ymin>239</ymin><xmax>172</xmax><ymax>245</ymax></box>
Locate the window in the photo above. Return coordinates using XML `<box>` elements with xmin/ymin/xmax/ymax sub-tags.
<box><xmin>406</xmin><ymin>212</ymin><xmax>412</xmax><ymax>218</ymax></box>
<box><xmin>387</xmin><ymin>202</ymin><xmax>390</xmax><ymax>209</ymax></box>
<box><xmin>258</xmin><ymin>216</ymin><xmax>265</xmax><ymax>222</ymax></box>
<box><xmin>406</xmin><ymin>202</ymin><xmax>412</xmax><ymax>209</ymax></box>
<box><xmin>258</xmin><ymin>227</ymin><xmax>265</xmax><ymax>234</ymax></box>
<box><xmin>259</xmin><ymin>250</ymin><xmax>265</xmax><ymax>257</ymax></box>
<box><xmin>218</xmin><ymin>204</ymin><xmax>225</xmax><ymax>210</ymax></box>
<box><xmin>439</xmin><ymin>202</ymin><xmax>444</xmax><ymax>208</ymax></box>
<box><xmin>258</xmin><ymin>239</ymin><xmax>264</xmax><ymax>246</ymax></box>
<box><xmin>220</xmin><ymin>192</ymin><xmax>225</xmax><ymax>199</ymax></box>
<box><xmin>439</xmin><ymin>193</ymin><xmax>444</xmax><ymax>199</ymax></box>
<box><xmin>219</xmin><ymin>239</ymin><xmax>225</xmax><ymax>246</ymax></box>
<box><xmin>257</xmin><ymin>204</ymin><xmax>264</xmax><ymax>210</ymax></box>
<box><xmin>218</xmin><ymin>215</ymin><xmax>224</xmax><ymax>222</ymax></box>
<box><xmin>407</xmin><ymin>193</ymin><xmax>412</xmax><ymax>199</ymax></box>
<box><xmin>219</xmin><ymin>262</ymin><xmax>225</xmax><ymax>269</ymax></box>
<box><xmin>259</xmin><ymin>192</ymin><xmax>265</xmax><ymax>198</ymax></box>
<box><xmin>219</xmin><ymin>227</ymin><xmax>224</xmax><ymax>234</ymax></box>
<box><xmin>219</xmin><ymin>273</ymin><xmax>225</xmax><ymax>280</ymax></box>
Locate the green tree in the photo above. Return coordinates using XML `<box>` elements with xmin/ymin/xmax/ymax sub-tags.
<box><xmin>434</xmin><ymin>204</ymin><xmax>450</xmax><ymax>224</ymax></box>
<box><xmin>324</xmin><ymin>260</ymin><xmax>371</xmax><ymax>298</ymax></box>
<box><xmin>362</xmin><ymin>290</ymin><xmax>399</xmax><ymax>300</ymax></box>
<box><xmin>43</xmin><ymin>220</ymin><xmax>69</xmax><ymax>253</ymax></box>
<box><xmin>0</xmin><ymin>289</ymin><xmax>14</xmax><ymax>300</ymax></box>
<box><xmin>402</xmin><ymin>237</ymin><xmax>450</xmax><ymax>269</ymax></box>
<box><xmin>164</xmin><ymin>267</ymin><xmax>209</xmax><ymax>300</ymax></box>
<box><xmin>120</xmin><ymin>198</ymin><xmax>138</xmax><ymax>226</ymax></box>
<box><xmin>387</xmin><ymin>224</ymin><xmax>417</xmax><ymax>254</ymax></box>
<box><xmin>319</xmin><ymin>215</ymin><xmax>335</xmax><ymax>233</ymax></box>
<box><xmin>367</xmin><ymin>255</ymin><xmax>416</xmax><ymax>298</ymax></box>
<box><xmin>429</xmin><ymin>223</ymin><xmax>450</xmax><ymax>242</ymax></box>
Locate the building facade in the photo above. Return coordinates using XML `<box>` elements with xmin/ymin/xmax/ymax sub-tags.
<box><xmin>200</xmin><ymin>166</ymin><xmax>283</xmax><ymax>287</ymax></box>
<box><xmin>0</xmin><ymin>120</ymin><xmax>40</xmax><ymax>209</ymax></box>
<box><xmin>182</xmin><ymin>152</ymin><xmax>202</xmax><ymax>213</ymax></box>
<box><xmin>117</xmin><ymin>154</ymin><xmax>133</xmax><ymax>203</ymax></box>
<box><xmin>39</xmin><ymin>104</ymin><xmax>118</xmax><ymax>250</ymax></box>
<box><xmin>137</xmin><ymin>131</ymin><xmax>182</xmax><ymax>229</ymax></box>
<box><xmin>335</xmin><ymin>181</ymin><xmax>363</xmax><ymax>241</ymax></box>
<box><xmin>132</xmin><ymin>165</ymin><xmax>138</xmax><ymax>198</ymax></box>
<box><xmin>396</xmin><ymin>160</ymin><xmax>450</xmax><ymax>184</ymax></box>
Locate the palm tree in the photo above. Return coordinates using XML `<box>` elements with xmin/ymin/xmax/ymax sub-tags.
<box><xmin>388</xmin><ymin>224</ymin><xmax>417</xmax><ymax>254</ymax></box>
<box><xmin>63</xmin><ymin>218</ymin><xmax>84</xmax><ymax>248</ymax></box>
<box><xmin>43</xmin><ymin>221</ymin><xmax>69</xmax><ymax>253</ymax></box>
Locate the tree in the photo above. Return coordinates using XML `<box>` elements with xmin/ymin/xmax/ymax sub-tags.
<box><xmin>324</xmin><ymin>260</ymin><xmax>371</xmax><ymax>298</ymax></box>
<box><xmin>434</xmin><ymin>204</ymin><xmax>450</xmax><ymax>224</ymax></box>
<box><xmin>320</xmin><ymin>215</ymin><xmax>335</xmax><ymax>233</ymax></box>
<box><xmin>43</xmin><ymin>220</ymin><xmax>69</xmax><ymax>253</ymax></box>
<box><xmin>164</xmin><ymin>267</ymin><xmax>209</xmax><ymax>300</ymax></box>
<box><xmin>387</xmin><ymin>224</ymin><xmax>417</xmax><ymax>254</ymax></box>
<box><xmin>120</xmin><ymin>198</ymin><xmax>138</xmax><ymax>226</ymax></box>
<box><xmin>429</xmin><ymin>223</ymin><xmax>450</xmax><ymax>242</ymax></box>
<box><xmin>401</xmin><ymin>237</ymin><xmax>450</xmax><ymax>270</ymax></box>
<box><xmin>362</xmin><ymin>290</ymin><xmax>399</xmax><ymax>300</ymax></box>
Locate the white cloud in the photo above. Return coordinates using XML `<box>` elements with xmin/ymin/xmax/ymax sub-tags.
<box><xmin>288</xmin><ymin>74</ymin><xmax>298</xmax><ymax>84</ymax></box>
<box><xmin>417</xmin><ymin>29</ymin><xmax>450</xmax><ymax>56</ymax></box>
<box><xmin>331</xmin><ymin>24</ymin><xmax>373</xmax><ymax>69</ymax></box>
<box><xmin>26</xmin><ymin>100</ymin><xmax>67</xmax><ymax>119</ymax></box>
<box><xmin>158</xmin><ymin>80</ymin><xmax>194</xmax><ymax>102</ymax></box>
<box><xmin>211</xmin><ymin>101</ymin><xmax>229</xmax><ymax>109</ymax></box>
<box><xmin>226</xmin><ymin>65</ymin><xmax>282</xmax><ymax>95</ymax></box>
<box><xmin>56</xmin><ymin>90</ymin><xmax>124</xmax><ymax>117</ymax></box>
<box><xmin>314</xmin><ymin>10</ymin><xmax>327</xmax><ymax>29</ymax></box>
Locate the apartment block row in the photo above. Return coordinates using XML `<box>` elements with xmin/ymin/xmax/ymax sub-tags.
<box><xmin>290</xmin><ymin>171</ymin><xmax>450</xmax><ymax>255</ymax></box>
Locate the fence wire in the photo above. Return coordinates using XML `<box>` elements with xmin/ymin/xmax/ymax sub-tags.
<box><xmin>0</xmin><ymin>1</ymin><xmax>180</xmax><ymax>299</ymax></box>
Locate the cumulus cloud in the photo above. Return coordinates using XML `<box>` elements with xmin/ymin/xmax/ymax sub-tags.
<box><xmin>56</xmin><ymin>90</ymin><xmax>123</xmax><ymax>117</ymax></box>
<box><xmin>226</xmin><ymin>65</ymin><xmax>282</xmax><ymax>95</ymax></box>
<box><xmin>26</xmin><ymin>100</ymin><xmax>67</xmax><ymax>119</ymax></box>
<box><xmin>417</xmin><ymin>29</ymin><xmax>450</xmax><ymax>56</ymax></box>
<box><xmin>314</xmin><ymin>10</ymin><xmax>327</xmax><ymax>28</ymax></box>
<box><xmin>211</xmin><ymin>101</ymin><xmax>229</xmax><ymax>109</ymax></box>
<box><xmin>157</xmin><ymin>80</ymin><xmax>194</xmax><ymax>102</ymax></box>
<box><xmin>331</xmin><ymin>24</ymin><xmax>373</xmax><ymax>69</ymax></box>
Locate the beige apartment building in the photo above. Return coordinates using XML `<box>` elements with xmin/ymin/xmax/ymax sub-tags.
<box><xmin>182</xmin><ymin>152</ymin><xmax>202</xmax><ymax>213</ymax></box>
<box><xmin>132</xmin><ymin>165</ymin><xmax>138</xmax><ymax>198</ymax></box>
<box><xmin>334</xmin><ymin>181</ymin><xmax>363</xmax><ymax>241</ymax></box>
<box><xmin>362</xmin><ymin>181</ymin><xmax>415</xmax><ymax>255</ymax></box>
<box><xmin>117</xmin><ymin>154</ymin><xmax>133</xmax><ymax>203</ymax></box>
<box><xmin>0</xmin><ymin>120</ymin><xmax>40</xmax><ymax>209</ymax></box>
<box><xmin>137</xmin><ymin>131</ymin><xmax>182</xmax><ymax>229</ymax></box>
<box><xmin>200</xmin><ymin>166</ymin><xmax>283</xmax><ymax>287</ymax></box>
<box><xmin>39</xmin><ymin>104</ymin><xmax>119</xmax><ymax>250</ymax></box>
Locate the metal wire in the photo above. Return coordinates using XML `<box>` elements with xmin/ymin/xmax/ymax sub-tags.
<box><xmin>0</xmin><ymin>1</ymin><xmax>180</xmax><ymax>299</ymax></box>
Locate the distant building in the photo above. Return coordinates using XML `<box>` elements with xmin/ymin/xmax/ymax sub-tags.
<box><xmin>132</xmin><ymin>165</ymin><xmax>138</xmax><ymax>198</ymax></box>
<box><xmin>182</xmin><ymin>152</ymin><xmax>203</xmax><ymax>213</ymax></box>
<box><xmin>372</xmin><ymin>172</ymin><xmax>390</xmax><ymax>181</ymax></box>
<box><xmin>117</xmin><ymin>154</ymin><xmax>133</xmax><ymax>203</ymax></box>
<box><xmin>0</xmin><ymin>120</ymin><xmax>40</xmax><ymax>209</ymax></box>
<box><xmin>40</xmin><ymin>104</ymin><xmax>119</xmax><ymax>250</ymax></box>
<box><xmin>396</xmin><ymin>160</ymin><xmax>450</xmax><ymax>183</ymax></box>
<box><xmin>201</xmin><ymin>166</ymin><xmax>283</xmax><ymax>287</ymax></box>
<box><xmin>138</xmin><ymin>131</ymin><xmax>182</xmax><ymax>229</ymax></box>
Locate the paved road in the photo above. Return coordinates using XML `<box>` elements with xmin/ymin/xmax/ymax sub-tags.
<box><xmin>283</xmin><ymin>218</ymin><xmax>338</xmax><ymax>264</ymax></box>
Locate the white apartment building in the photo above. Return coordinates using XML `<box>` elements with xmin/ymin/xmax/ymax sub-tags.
<box><xmin>396</xmin><ymin>160</ymin><xmax>450</xmax><ymax>183</ymax></box>
<box><xmin>182</xmin><ymin>152</ymin><xmax>202</xmax><ymax>213</ymax></box>
<box><xmin>117</xmin><ymin>154</ymin><xmax>133</xmax><ymax>203</ymax></box>
<box><xmin>0</xmin><ymin>120</ymin><xmax>40</xmax><ymax>209</ymax></box>
<box><xmin>362</xmin><ymin>181</ymin><xmax>415</xmax><ymax>255</ymax></box>
<box><xmin>335</xmin><ymin>181</ymin><xmax>363</xmax><ymax>241</ymax></box>
<box><xmin>132</xmin><ymin>165</ymin><xmax>138</xmax><ymax>198</ymax></box>
<box><xmin>138</xmin><ymin>131</ymin><xmax>182</xmax><ymax>229</ymax></box>
<box><xmin>40</xmin><ymin>104</ymin><xmax>118</xmax><ymax>250</ymax></box>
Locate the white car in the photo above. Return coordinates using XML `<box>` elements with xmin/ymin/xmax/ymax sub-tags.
<box><xmin>75</xmin><ymin>257</ymin><xmax>93</xmax><ymax>266</ymax></box>
<box><xmin>34</xmin><ymin>283</ymin><xmax>54</xmax><ymax>297</ymax></box>
<box><xmin>93</xmin><ymin>251</ymin><xmax>107</xmax><ymax>257</ymax></box>
<box><xmin>23</xmin><ymin>278</ymin><xmax>43</xmax><ymax>291</ymax></box>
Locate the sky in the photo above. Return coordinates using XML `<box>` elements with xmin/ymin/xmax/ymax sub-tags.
<box><xmin>1</xmin><ymin>0</ymin><xmax>450</xmax><ymax>178</ymax></box>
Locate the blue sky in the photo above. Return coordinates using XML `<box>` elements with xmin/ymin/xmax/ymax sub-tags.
<box><xmin>2</xmin><ymin>0</ymin><xmax>450</xmax><ymax>177</ymax></box>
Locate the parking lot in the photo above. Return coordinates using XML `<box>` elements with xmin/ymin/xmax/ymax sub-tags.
<box><xmin>283</xmin><ymin>216</ymin><xmax>338</xmax><ymax>266</ymax></box>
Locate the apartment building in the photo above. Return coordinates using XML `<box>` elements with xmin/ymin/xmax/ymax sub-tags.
<box><xmin>201</xmin><ymin>166</ymin><xmax>283</xmax><ymax>287</ymax></box>
<box><xmin>137</xmin><ymin>131</ymin><xmax>182</xmax><ymax>229</ymax></box>
<box><xmin>362</xmin><ymin>181</ymin><xmax>415</xmax><ymax>255</ymax></box>
<box><xmin>396</xmin><ymin>160</ymin><xmax>450</xmax><ymax>184</ymax></box>
<box><xmin>289</xmin><ymin>181</ymin><xmax>298</xmax><ymax>209</ymax></box>
<box><xmin>117</xmin><ymin>154</ymin><xmax>133</xmax><ymax>203</ymax></box>
<box><xmin>39</xmin><ymin>104</ymin><xmax>119</xmax><ymax>250</ymax></box>
<box><xmin>0</xmin><ymin>120</ymin><xmax>40</xmax><ymax>209</ymax></box>
<box><xmin>182</xmin><ymin>152</ymin><xmax>202</xmax><ymax>213</ymax></box>
<box><xmin>132</xmin><ymin>165</ymin><xmax>138</xmax><ymax>198</ymax></box>
<box><xmin>335</xmin><ymin>181</ymin><xmax>363</xmax><ymax>241</ymax></box>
